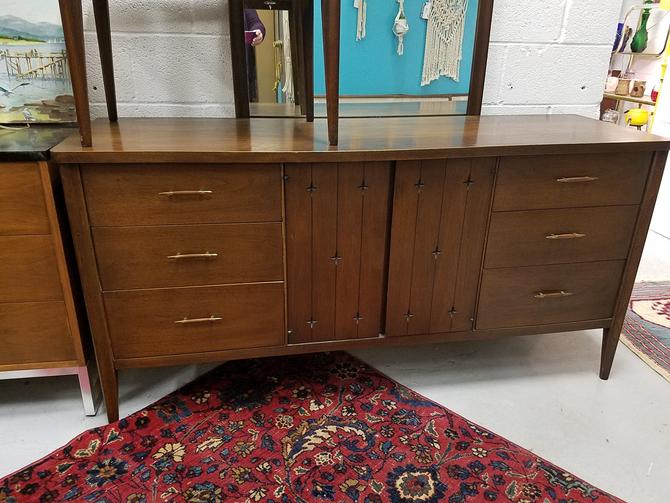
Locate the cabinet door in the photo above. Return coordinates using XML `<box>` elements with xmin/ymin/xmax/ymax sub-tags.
<box><xmin>285</xmin><ymin>162</ymin><xmax>392</xmax><ymax>343</ymax></box>
<box><xmin>387</xmin><ymin>158</ymin><xmax>495</xmax><ymax>336</ymax></box>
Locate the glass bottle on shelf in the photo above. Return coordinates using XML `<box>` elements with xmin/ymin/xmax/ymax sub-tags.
<box><xmin>631</xmin><ymin>1</ymin><xmax>653</xmax><ymax>53</ymax></box>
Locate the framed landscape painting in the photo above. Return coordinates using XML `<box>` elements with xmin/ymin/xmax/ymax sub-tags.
<box><xmin>0</xmin><ymin>0</ymin><xmax>75</xmax><ymax>123</ymax></box>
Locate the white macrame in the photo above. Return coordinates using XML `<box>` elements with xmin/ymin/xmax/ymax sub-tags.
<box><xmin>421</xmin><ymin>0</ymin><xmax>468</xmax><ymax>86</ymax></box>
<box><xmin>355</xmin><ymin>0</ymin><xmax>367</xmax><ymax>41</ymax></box>
<box><xmin>393</xmin><ymin>0</ymin><xmax>409</xmax><ymax>55</ymax></box>
<box><xmin>280</xmin><ymin>11</ymin><xmax>295</xmax><ymax>102</ymax></box>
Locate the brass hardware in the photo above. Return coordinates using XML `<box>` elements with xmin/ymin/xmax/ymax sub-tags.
<box><xmin>307</xmin><ymin>319</ymin><xmax>318</xmax><ymax>328</ymax></box>
<box><xmin>353</xmin><ymin>313</ymin><xmax>364</xmax><ymax>324</ymax></box>
<box><xmin>555</xmin><ymin>176</ymin><xmax>599</xmax><ymax>183</ymax></box>
<box><xmin>174</xmin><ymin>315</ymin><xmax>222</xmax><ymax>325</ymax></box>
<box><xmin>330</xmin><ymin>255</ymin><xmax>343</xmax><ymax>266</ymax></box>
<box><xmin>264</xmin><ymin>0</ymin><xmax>277</xmax><ymax>8</ymax></box>
<box><xmin>359</xmin><ymin>182</ymin><xmax>369</xmax><ymax>191</ymax></box>
<box><xmin>167</xmin><ymin>252</ymin><xmax>219</xmax><ymax>260</ymax></box>
<box><xmin>448</xmin><ymin>307</ymin><xmax>458</xmax><ymax>318</ymax></box>
<box><xmin>432</xmin><ymin>248</ymin><xmax>442</xmax><ymax>259</ymax></box>
<box><xmin>307</xmin><ymin>183</ymin><xmax>318</xmax><ymax>193</ymax></box>
<box><xmin>159</xmin><ymin>190</ymin><xmax>213</xmax><ymax>197</ymax></box>
<box><xmin>404</xmin><ymin>311</ymin><xmax>414</xmax><ymax>321</ymax></box>
<box><xmin>414</xmin><ymin>180</ymin><xmax>425</xmax><ymax>191</ymax></box>
<box><xmin>545</xmin><ymin>233</ymin><xmax>586</xmax><ymax>240</ymax></box>
<box><xmin>463</xmin><ymin>176</ymin><xmax>475</xmax><ymax>189</ymax></box>
<box><xmin>534</xmin><ymin>290</ymin><xmax>574</xmax><ymax>299</ymax></box>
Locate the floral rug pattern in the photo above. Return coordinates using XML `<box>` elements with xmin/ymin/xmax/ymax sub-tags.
<box><xmin>622</xmin><ymin>282</ymin><xmax>670</xmax><ymax>383</ymax></box>
<box><xmin>1</xmin><ymin>352</ymin><xmax>622</xmax><ymax>502</ymax></box>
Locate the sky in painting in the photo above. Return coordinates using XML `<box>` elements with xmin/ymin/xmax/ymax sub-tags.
<box><xmin>1</xmin><ymin>0</ymin><xmax>62</xmax><ymax>25</ymax></box>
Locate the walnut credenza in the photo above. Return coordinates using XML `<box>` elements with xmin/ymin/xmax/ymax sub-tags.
<box><xmin>0</xmin><ymin>126</ymin><xmax>97</xmax><ymax>415</ymax></box>
<box><xmin>52</xmin><ymin>115</ymin><xmax>670</xmax><ymax>422</ymax></box>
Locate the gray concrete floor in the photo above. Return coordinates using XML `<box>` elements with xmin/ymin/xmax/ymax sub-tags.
<box><xmin>1</xmin><ymin>232</ymin><xmax>669</xmax><ymax>502</ymax></box>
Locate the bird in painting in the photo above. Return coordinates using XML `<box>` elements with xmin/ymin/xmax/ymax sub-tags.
<box><xmin>0</xmin><ymin>82</ymin><xmax>30</xmax><ymax>97</ymax></box>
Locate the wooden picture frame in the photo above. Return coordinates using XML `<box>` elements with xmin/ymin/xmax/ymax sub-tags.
<box><xmin>58</xmin><ymin>0</ymin><xmax>494</xmax><ymax>147</ymax></box>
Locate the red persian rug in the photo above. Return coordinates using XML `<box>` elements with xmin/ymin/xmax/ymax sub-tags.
<box><xmin>1</xmin><ymin>352</ymin><xmax>622</xmax><ymax>502</ymax></box>
<box><xmin>621</xmin><ymin>281</ymin><xmax>670</xmax><ymax>382</ymax></box>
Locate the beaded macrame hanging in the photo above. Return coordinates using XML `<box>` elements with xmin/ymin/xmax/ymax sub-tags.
<box><xmin>393</xmin><ymin>0</ymin><xmax>409</xmax><ymax>55</ymax></box>
<box><xmin>421</xmin><ymin>0</ymin><xmax>468</xmax><ymax>86</ymax></box>
<box><xmin>354</xmin><ymin>0</ymin><xmax>367</xmax><ymax>40</ymax></box>
<box><xmin>279</xmin><ymin>11</ymin><xmax>295</xmax><ymax>102</ymax></box>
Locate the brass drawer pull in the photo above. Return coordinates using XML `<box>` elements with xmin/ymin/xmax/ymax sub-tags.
<box><xmin>174</xmin><ymin>316</ymin><xmax>222</xmax><ymax>325</ymax></box>
<box><xmin>534</xmin><ymin>290</ymin><xmax>574</xmax><ymax>299</ymax></box>
<box><xmin>545</xmin><ymin>233</ymin><xmax>586</xmax><ymax>240</ymax></box>
<box><xmin>159</xmin><ymin>190</ymin><xmax>213</xmax><ymax>197</ymax></box>
<box><xmin>555</xmin><ymin>176</ymin><xmax>599</xmax><ymax>183</ymax></box>
<box><xmin>167</xmin><ymin>252</ymin><xmax>219</xmax><ymax>260</ymax></box>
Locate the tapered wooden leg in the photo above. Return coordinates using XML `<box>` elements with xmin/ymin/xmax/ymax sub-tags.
<box><xmin>321</xmin><ymin>0</ymin><xmax>340</xmax><ymax>145</ymax></box>
<box><xmin>102</xmin><ymin>369</ymin><xmax>120</xmax><ymax>422</ymax></box>
<box><xmin>600</xmin><ymin>151</ymin><xmax>667</xmax><ymax>380</ymax></box>
<box><xmin>59</xmin><ymin>164</ymin><xmax>120</xmax><ymax>423</ymax></box>
<box><xmin>599</xmin><ymin>328</ymin><xmax>617</xmax><ymax>380</ymax></box>
<box><xmin>303</xmin><ymin>0</ymin><xmax>315</xmax><ymax>121</ymax></box>
<box><xmin>228</xmin><ymin>0</ymin><xmax>250</xmax><ymax>118</ymax></box>
<box><xmin>92</xmin><ymin>0</ymin><xmax>117</xmax><ymax>121</ymax></box>
<box><xmin>58</xmin><ymin>0</ymin><xmax>92</xmax><ymax>147</ymax></box>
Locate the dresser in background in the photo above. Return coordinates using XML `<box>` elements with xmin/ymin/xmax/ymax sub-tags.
<box><xmin>0</xmin><ymin>126</ymin><xmax>97</xmax><ymax>415</ymax></box>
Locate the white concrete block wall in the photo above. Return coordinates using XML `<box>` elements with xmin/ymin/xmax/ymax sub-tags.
<box><xmin>483</xmin><ymin>0</ymin><xmax>622</xmax><ymax>118</ymax></box>
<box><xmin>81</xmin><ymin>0</ymin><xmax>622</xmax><ymax>119</ymax></box>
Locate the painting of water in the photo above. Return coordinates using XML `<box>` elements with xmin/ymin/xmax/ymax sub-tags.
<box><xmin>0</xmin><ymin>0</ymin><xmax>74</xmax><ymax>123</ymax></box>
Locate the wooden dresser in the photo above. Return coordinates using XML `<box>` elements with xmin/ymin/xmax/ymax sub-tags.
<box><xmin>0</xmin><ymin>126</ymin><xmax>96</xmax><ymax>415</ymax></box>
<box><xmin>51</xmin><ymin>115</ymin><xmax>669</xmax><ymax>422</ymax></box>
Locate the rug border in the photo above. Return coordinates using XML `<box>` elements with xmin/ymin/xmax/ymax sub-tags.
<box><xmin>621</xmin><ymin>281</ymin><xmax>670</xmax><ymax>384</ymax></box>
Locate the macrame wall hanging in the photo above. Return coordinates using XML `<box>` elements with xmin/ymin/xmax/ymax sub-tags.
<box><xmin>354</xmin><ymin>0</ymin><xmax>367</xmax><ymax>41</ymax></box>
<box><xmin>421</xmin><ymin>0</ymin><xmax>468</xmax><ymax>85</ymax></box>
<box><xmin>279</xmin><ymin>11</ymin><xmax>295</xmax><ymax>102</ymax></box>
<box><xmin>392</xmin><ymin>0</ymin><xmax>409</xmax><ymax>55</ymax></box>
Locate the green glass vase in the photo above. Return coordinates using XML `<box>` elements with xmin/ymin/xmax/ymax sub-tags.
<box><xmin>631</xmin><ymin>1</ymin><xmax>653</xmax><ymax>53</ymax></box>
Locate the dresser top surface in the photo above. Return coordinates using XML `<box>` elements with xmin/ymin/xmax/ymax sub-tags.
<box><xmin>1</xmin><ymin>125</ymin><xmax>77</xmax><ymax>162</ymax></box>
<box><xmin>51</xmin><ymin>115</ymin><xmax>670</xmax><ymax>164</ymax></box>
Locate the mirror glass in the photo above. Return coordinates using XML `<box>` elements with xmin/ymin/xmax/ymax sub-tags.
<box><xmin>244</xmin><ymin>0</ymin><xmax>479</xmax><ymax>118</ymax></box>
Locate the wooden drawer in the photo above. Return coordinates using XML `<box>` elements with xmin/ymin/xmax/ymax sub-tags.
<box><xmin>104</xmin><ymin>283</ymin><xmax>285</xmax><ymax>359</ymax></box>
<box><xmin>485</xmin><ymin>206</ymin><xmax>638</xmax><ymax>268</ymax></box>
<box><xmin>0</xmin><ymin>302</ymin><xmax>75</xmax><ymax>366</ymax></box>
<box><xmin>0</xmin><ymin>236</ymin><xmax>62</xmax><ymax>303</ymax></box>
<box><xmin>0</xmin><ymin>163</ymin><xmax>50</xmax><ymax>235</ymax></box>
<box><xmin>93</xmin><ymin>223</ymin><xmax>284</xmax><ymax>290</ymax></box>
<box><xmin>82</xmin><ymin>164</ymin><xmax>282</xmax><ymax>226</ymax></box>
<box><xmin>476</xmin><ymin>261</ymin><xmax>624</xmax><ymax>330</ymax></box>
<box><xmin>494</xmin><ymin>153</ymin><xmax>650</xmax><ymax>211</ymax></box>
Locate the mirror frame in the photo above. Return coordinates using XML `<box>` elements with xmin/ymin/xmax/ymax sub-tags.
<box><xmin>230</xmin><ymin>0</ymin><xmax>494</xmax><ymax>125</ymax></box>
<box><xmin>56</xmin><ymin>0</ymin><xmax>494</xmax><ymax>147</ymax></box>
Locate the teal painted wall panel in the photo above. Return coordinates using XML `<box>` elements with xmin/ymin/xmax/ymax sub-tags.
<box><xmin>313</xmin><ymin>0</ymin><xmax>479</xmax><ymax>96</ymax></box>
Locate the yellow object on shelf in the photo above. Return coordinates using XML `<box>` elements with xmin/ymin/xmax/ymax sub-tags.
<box><xmin>661</xmin><ymin>0</ymin><xmax>670</xmax><ymax>11</ymax></box>
<box><xmin>626</xmin><ymin>108</ymin><xmax>650</xmax><ymax>127</ymax></box>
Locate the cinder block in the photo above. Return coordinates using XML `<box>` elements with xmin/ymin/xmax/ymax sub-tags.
<box><xmin>499</xmin><ymin>44</ymin><xmax>611</xmax><ymax>105</ymax></box>
<box><xmin>489</xmin><ymin>0</ymin><xmax>566</xmax><ymax>43</ymax></box>
<box><xmin>85</xmin><ymin>33</ymin><xmax>234</xmax><ymax>104</ymax></box>
<box><xmin>483</xmin><ymin>44</ymin><xmax>507</xmax><ymax>105</ymax></box>
<box><xmin>562</xmin><ymin>0</ymin><xmax>623</xmax><ymax>44</ymax></box>
<box><xmin>82</xmin><ymin>0</ymin><xmax>229</xmax><ymax>35</ymax></box>
<box><xmin>90</xmin><ymin>102</ymin><xmax>236</xmax><ymax>119</ymax></box>
<box><xmin>482</xmin><ymin>104</ymin><xmax>600</xmax><ymax>119</ymax></box>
